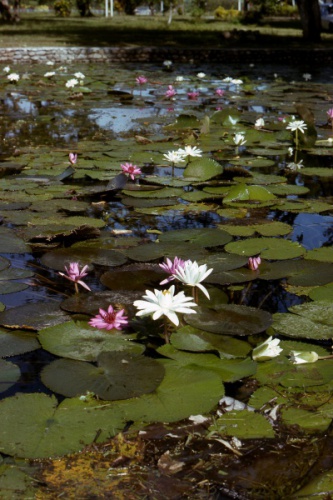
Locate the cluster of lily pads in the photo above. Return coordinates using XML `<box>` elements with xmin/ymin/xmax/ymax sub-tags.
<box><xmin>1</xmin><ymin>59</ymin><xmax>333</xmax><ymax>495</ymax></box>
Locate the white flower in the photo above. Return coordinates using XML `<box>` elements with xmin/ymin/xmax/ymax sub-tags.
<box><xmin>163</xmin><ymin>151</ymin><xmax>185</xmax><ymax>164</ymax></box>
<box><xmin>177</xmin><ymin>146</ymin><xmax>203</xmax><ymax>158</ymax></box>
<box><xmin>3</xmin><ymin>66</ymin><xmax>10</xmax><ymax>73</ymax></box>
<box><xmin>222</xmin><ymin>77</ymin><xmax>233</xmax><ymax>83</ymax></box>
<box><xmin>173</xmin><ymin>260</ymin><xmax>213</xmax><ymax>299</ymax></box>
<box><xmin>303</xmin><ymin>73</ymin><xmax>311</xmax><ymax>81</ymax></box>
<box><xmin>197</xmin><ymin>72</ymin><xmax>206</xmax><ymax>78</ymax></box>
<box><xmin>286</xmin><ymin>120</ymin><xmax>307</xmax><ymax>134</ymax></box>
<box><xmin>231</xmin><ymin>79</ymin><xmax>243</xmax><ymax>85</ymax></box>
<box><xmin>285</xmin><ymin>160</ymin><xmax>304</xmax><ymax>170</ymax></box>
<box><xmin>288</xmin><ymin>147</ymin><xmax>294</xmax><ymax>156</ymax></box>
<box><xmin>7</xmin><ymin>73</ymin><xmax>19</xmax><ymax>82</ymax></box>
<box><xmin>233</xmin><ymin>133</ymin><xmax>246</xmax><ymax>146</ymax></box>
<box><xmin>290</xmin><ymin>351</ymin><xmax>319</xmax><ymax>364</ymax></box>
<box><xmin>175</xmin><ymin>76</ymin><xmax>184</xmax><ymax>82</ymax></box>
<box><xmin>252</xmin><ymin>336</ymin><xmax>283</xmax><ymax>361</ymax></box>
<box><xmin>46</xmin><ymin>61</ymin><xmax>55</xmax><ymax>66</ymax></box>
<box><xmin>188</xmin><ymin>415</ymin><xmax>209</xmax><ymax>424</ymax></box>
<box><xmin>74</xmin><ymin>72</ymin><xmax>85</xmax><ymax>79</ymax></box>
<box><xmin>163</xmin><ymin>60</ymin><xmax>173</xmax><ymax>68</ymax></box>
<box><xmin>44</xmin><ymin>71</ymin><xmax>55</xmax><ymax>78</ymax></box>
<box><xmin>65</xmin><ymin>78</ymin><xmax>79</xmax><ymax>89</ymax></box>
<box><xmin>134</xmin><ymin>285</ymin><xmax>197</xmax><ymax>326</ymax></box>
<box><xmin>255</xmin><ymin>118</ymin><xmax>265</xmax><ymax>129</ymax></box>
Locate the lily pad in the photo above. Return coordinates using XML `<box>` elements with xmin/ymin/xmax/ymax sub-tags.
<box><xmin>0</xmin><ymin>302</ymin><xmax>69</xmax><ymax>330</ymax></box>
<box><xmin>158</xmin><ymin>227</ymin><xmax>232</xmax><ymax>247</ymax></box>
<box><xmin>183</xmin><ymin>158</ymin><xmax>223</xmax><ymax>181</ymax></box>
<box><xmin>225</xmin><ymin>237</ymin><xmax>305</xmax><ymax>260</ymax></box>
<box><xmin>0</xmin><ymin>359</ymin><xmax>21</xmax><ymax>393</ymax></box>
<box><xmin>0</xmin><ymin>329</ymin><xmax>40</xmax><ymax>357</ymax></box>
<box><xmin>223</xmin><ymin>184</ymin><xmax>276</xmax><ymax>203</ymax></box>
<box><xmin>41</xmin><ymin>247</ymin><xmax>127</xmax><ymax>270</ymax></box>
<box><xmin>209</xmin><ymin>410</ymin><xmax>275</xmax><ymax>439</ymax></box>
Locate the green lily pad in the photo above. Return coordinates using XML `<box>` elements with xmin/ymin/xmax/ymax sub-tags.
<box><xmin>0</xmin><ymin>302</ymin><xmax>69</xmax><ymax>330</ymax></box>
<box><xmin>0</xmin><ymin>359</ymin><xmax>21</xmax><ymax>393</ymax></box>
<box><xmin>158</xmin><ymin>227</ymin><xmax>232</xmax><ymax>247</ymax></box>
<box><xmin>38</xmin><ymin>320</ymin><xmax>143</xmax><ymax>361</ymax></box>
<box><xmin>0</xmin><ymin>329</ymin><xmax>40</xmax><ymax>357</ymax></box>
<box><xmin>0</xmin><ymin>464</ymin><xmax>38</xmax><ymax>499</ymax></box>
<box><xmin>224</xmin><ymin>184</ymin><xmax>276</xmax><ymax>203</ymax></box>
<box><xmin>209</xmin><ymin>410</ymin><xmax>275</xmax><ymax>439</ymax></box>
<box><xmin>184</xmin><ymin>304</ymin><xmax>272</xmax><ymax>336</ymax></box>
<box><xmin>41</xmin><ymin>351</ymin><xmax>165</xmax><ymax>400</ymax></box>
<box><xmin>183</xmin><ymin>158</ymin><xmax>223</xmax><ymax>181</ymax></box>
<box><xmin>281</xmin><ymin>407</ymin><xmax>332</xmax><ymax>433</ymax></box>
<box><xmin>309</xmin><ymin>283</ymin><xmax>333</xmax><ymax>302</ymax></box>
<box><xmin>305</xmin><ymin>247</ymin><xmax>333</xmax><ymax>262</ymax></box>
<box><xmin>0</xmin><ymin>228</ymin><xmax>31</xmax><ymax>254</ymax></box>
<box><xmin>40</xmin><ymin>247</ymin><xmax>127</xmax><ymax>270</ymax></box>
<box><xmin>225</xmin><ymin>237</ymin><xmax>305</xmax><ymax>260</ymax></box>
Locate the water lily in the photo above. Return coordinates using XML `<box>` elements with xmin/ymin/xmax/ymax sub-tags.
<box><xmin>74</xmin><ymin>72</ymin><xmax>85</xmax><ymax>80</ymax></box>
<box><xmin>177</xmin><ymin>145</ymin><xmax>203</xmax><ymax>159</ymax></box>
<box><xmin>327</xmin><ymin>108</ymin><xmax>333</xmax><ymax>119</ymax></box>
<box><xmin>175</xmin><ymin>76</ymin><xmax>184</xmax><ymax>82</ymax></box>
<box><xmin>134</xmin><ymin>285</ymin><xmax>197</xmax><ymax>327</ymax></box>
<box><xmin>44</xmin><ymin>71</ymin><xmax>55</xmax><ymax>78</ymax></box>
<box><xmin>59</xmin><ymin>262</ymin><xmax>91</xmax><ymax>293</ymax></box>
<box><xmin>163</xmin><ymin>150</ymin><xmax>185</xmax><ymax>164</ymax></box>
<box><xmin>285</xmin><ymin>160</ymin><xmax>304</xmax><ymax>170</ymax></box>
<box><xmin>255</xmin><ymin>118</ymin><xmax>265</xmax><ymax>129</ymax></box>
<box><xmin>65</xmin><ymin>78</ymin><xmax>79</xmax><ymax>89</ymax></box>
<box><xmin>69</xmin><ymin>152</ymin><xmax>77</xmax><ymax>165</ymax></box>
<box><xmin>233</xmin><ymin>133</ymin><xmax>247</xmax><ymax>146</ymax></box>
<box><xmin>187</xmin><ymin>91</ymin><xmax>199</xmax><ymax>100</ymax></box>
<box><xmin>165</xmin><ymin>85</ymin><xmax>176</xmax><ymax>99</ymax></box>
<box><xmin>289</xmin><ymin>350</ymin><xmax>319</xmax><ymax>364</ymax></box>
<box><xmin>3</xmin><ymin>66</ymin><xmax>10</xmax><ymax>73</ymax></box>
<box><xmin>197</xmin><ymin>72</ymin><xmax>206</xmax><ymax>78</ymax></box>
<box><xmin>89</xmin><ymin>305</ymin><xmax>128</xmax><ymax>331</ymax></box>
<box><xmin>173</xmin><ymin>260</ymin><xmax>213</xmax><ymax>300</ymax></box>
<box><xmin>215</xmin><ymin>88</ymin><xmax>225</xmax><ymax>97</ymax></box>
<box><xmin>286</xmin><ymin>120</ymin><xmax>307</xmax><ymax>134</ymax></box>
<box><xmin>252</xmin><ymin>336</ymin><xmax>282</xmax><ymax>361</ymax></box>
<box><xmin>136</xmin><ymin>75</ymin><xmax>148</xmax><ymax>85</ymax></box>
<box><xmin>163</xmin><ymin>60</ymin><xmax>173</xmax><ymax>69</ymax></box>
<box><xmin>303</xmin><ymin>73</ymin><xmax>311</xmax><ymax>81</ymax></box>
<box><xmin>159</xmin><ymin>256</ymin><xmax>186</xmax><ymax>285</ymax></box>
<box><xmin>121</xmin><ymin>162</ymin><xmax>142</xmax><ymax>180</ymax></box>
<box><xmin>248</xmin><ymin>256</ymin><xmax>261</xmax><ymax>271</ymax></box>
<box><xmin>7</xmin><ymin>73</ymin><xmax>19</xmax><ymax>82</ymax></box>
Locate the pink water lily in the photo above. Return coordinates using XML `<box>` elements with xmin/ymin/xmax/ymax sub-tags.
<box><xmin>215</xmin><ymin>88</ymin><xmax>225</xmax><ymax>97</ymax></box>
<box><xmin>327</xmin><ymin>108</ymin><xmax>333</xmax><ymax>119</ymax></box>
<box><xmin>69</xmin><ymin>153</ymin><xmax>77</xmax><ymax>165</ymax></box>
<box><xmin>187</xmin><ymin>91</ymin><xmax>199</xmax><ymax>100</ymax></box>
<box><xmin>165</xmin><ymin>85</ymin><xmax>176</xmax><ymax>99</ymax></box>
<box><xmin>89</xmin><ymin>305</ymin><xmax>128</xmax><ymax>331</ymax></box>
<box><xmin>121</xmin><ymin>162</ymin><xmax>142</xmax><ymax>180</ymax></box>
<box><xmin>59</xmin><ymin>262</ymin><xmax>91</xmax><ymax>293</ymax></box>
<box><xmin>159</xmin><ymin>256</ymin><xmax>186</xmax><ymax>285</ymax></box>
<box><xmin>248</xmin><ymin>256</ymin><xmax>261</xmax><ymax>271</ymax></box>
<box><xmin>136</xmin><ymin>75</ymin><xmax>148</xmax><ymax>85</ymax></box>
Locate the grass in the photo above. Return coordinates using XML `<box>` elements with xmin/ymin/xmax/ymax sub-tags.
<box><xmin>1</xmin><ymin>11</ymin><xmax>333</xmax><ymax>49</ymax></box>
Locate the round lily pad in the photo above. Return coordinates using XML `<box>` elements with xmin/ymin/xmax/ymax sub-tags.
<box><xmin>0</xmin><ymin>329</ymin><xmax>40</xmax><ymax>357</ymax></box>
<box><xmin>158</xmin><ymin>228</ymin><xmax>232</xmax><ymax>247</ymax></box>
<box><xmin>41</xmin><ymin>351</ymin><xmax>165</xmax><ymax>400</ymax></box>
<box><xmin>225</xmin><ymin>238</ymin><xmax>305</xmax><ymax>260</ymax></box>
<box><xmin>0</xmin><ymin>302</ymin><xmax>69</xmax><ymax>330</ymax></box>
<box><xmin>0</xmin><ymin>359</ymin><xmax>21</xmax><ymax>393</ymax></box>
<box><xmin>40</xmin><ymin>247</ymin><xmax>127</xmax><ymax>270</ymax></box>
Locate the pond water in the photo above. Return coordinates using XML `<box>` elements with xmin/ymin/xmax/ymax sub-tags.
<box><xmin>1</xmin><ymin>59</ymin><xmax>333</xmax><ymax>497</ymax></box>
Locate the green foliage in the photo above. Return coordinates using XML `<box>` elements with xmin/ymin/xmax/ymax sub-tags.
<box><xmin>53</xmin><ymin>0</ymin><xmax>71</xmax><ymax>15</ymax></box>
<box><xmin>214</xmin><ymin>6</ymin><xmax>241</xmax><ymax>21</ymax></box>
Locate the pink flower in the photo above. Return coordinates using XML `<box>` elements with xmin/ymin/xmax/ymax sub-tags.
<box><xmin>159</xmin><ymin>256</ymin><xmax>186</xmax><ymax>285</ymax></box>
<box><xmin>121</xmin><ymin>162</ymin><xmax>142</xmax><ymax>180</ymax></box>
<box><xmin>136</xmin><ymin>75</ymin><xmax>148</xmax><ymax>85</ymax></box>
<box><xmin>187</xmin><ymin>91</ymin><xmax>199</xmax><ymax>100</ymax></box>
<box><xmin>327</xmin><ymin>109</ymin><xmax>333</xmax><ymax>119</ymax></box>
<box><xmin>59</xmin><ymin>262</ymin><xmax>91</xmax><ymax>292</ymax></box>
<box><xmin>69</xmin><ymin>153</ymin><xmax>77</xmax><ymax>165</ymax></box>
<box><xmin>89</xmin><ymin>305</ymin><xmax>128</xmax><ymax>331</ymax></box>
<box><xmin>215</xmin><ymin>89</ymin><xmax>225</xmax><ymax>97</ymax></box>
<box><xmin>165</xmin><ymin>85</ymin><xmax>176</xmax><ymax>99</ymax></box>
<box><xmin>248</xmin><ymin>256</ymin><xmax>261</xmax><ymax>271</ymax></box>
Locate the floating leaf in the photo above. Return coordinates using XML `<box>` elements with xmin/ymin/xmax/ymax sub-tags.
<box><xmin>158</xmin><ymin>227</ymin><xmax>232</xmax><ymax>247</ymax></box>
<box><xmin>0</xmin><ymin>329</ymin><xmax>40</xmax><ymax>357</ymax></box>
<box><xmin>281</xmin><ymin>407</ymin><xmax>332</xmax><ymax>433</ymax></box>
<box><xmin>0</xmin><ymin>359</ymin><xmax>20</xmax><ymax>393</ymax></box>
<box><xmin>183</xmin><ymin>158</ymin><xmax>223</xmax><ymax>181</ymax></box>
<box><xmin>209</xmin><ymin>410</ymin><xmax>275</xmax><ymax>439</ymax></box>
<box><xmin>225</xmin><ymin>238</ymin><xmax>305</xmax><ymax>260</ymax></box>
<box><xmin>0</xmin><ymin>302</ymin><xmax>69</xmax><ymax>330</ymax></box>
<box><xmin>224</xmin><ymin>184</ymin><xmax>276</xmax><ymax>203</ymax></box>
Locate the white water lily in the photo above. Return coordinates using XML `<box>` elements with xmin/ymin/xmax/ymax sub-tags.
<box><xmin>177</xmin><ymin>145</ymin><xmax>203</xmax><ymax>158</ymax></box>
<box><xmin>222</xmin><ymin>77</ymin><xmax>233</xmax><ymax>83</ymax></box>
<box><xmin>7</xmin><ymin>73</ymin><xmax>19</xmax><ymax>82</ymax></box>
<box><xmin>163</xmin><ymin>150</ymin><xmax>185</xmax><ymax>164</ymax></box>
<box><xmin>74</xmin><ymin>72</ymin><xmax>85</xmax><ymax>79</ymax></box>
<box><xmin>290</xmin><ymin>351</ymin><xmax>319</xmax><ymax>364</ymax></box>
<box><xmin>233</xmin><ymin>133</ymin><xmax>246</xmax><ymax>146</ymax></box>
<box><xmin>231</xmin><ymin>78</ymin><xmax>243</xmax><ymax>85</ymax></box>
<box><xmin>65</xmin><ymin>78</ymin><xmax>79</xmax><ymax>89</ymax></box>
<box><xmin>134</xmin><ymin>285</ymin><xmax>197</xmax><ymax>326</ymax></box>
<box><xmin>303</xmin><ymin>73</ymin><xmax>312</xmax><ymax>81</ymax></box>
<box><xmin>285</xmin><ymin>160</ymin><xmax>304</xmax><ymax>170</ymax></box>
<box><xmin>3</xmin><ymin>66</ymin><xmax>10</xmax><ymax>73</ymax></box>
<box><xmin>252</xmin><ymin>336</ymin><xmax>282</xmax><ymax>361</ymax></box>
<box><xmin>173</xmin><ymin>260</ymin><xmax>213</xmax><ymax>299</ymax></box>
<box><xmin>175</xmin><ymin>76</ymin><xmax>184</xmax><ymax>82</ymax></box>
<box><xmin>286</xmin><ymin>120</ymin><xmax>307</xmax><ymax>134</ymax></box>
<box><xmin>255</xmin><ymin>118</ymin><xmax>265</xmax><ymax>129</ymax></box>
<box><xmin>197</xmin><ymin>72</ymin><xmax>206</xmax><ymax>78</ymax></box>
<box><xmin>44</xmin><ymin>71</ymin><xmax>55</xmax><ymax>78</ymax></box>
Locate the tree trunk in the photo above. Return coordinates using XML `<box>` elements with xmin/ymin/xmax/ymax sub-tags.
<box><xmin>0</xmin><ymin>0</ymin><xmax>20</xmax><ymax>21</ymax></box>
<box><xmin>296</xmin><ymin>0</ymin><xmax>321</xmax><ymax>41</ymax></box>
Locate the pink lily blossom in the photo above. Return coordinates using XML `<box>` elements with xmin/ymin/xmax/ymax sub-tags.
<box><xmin>215</xmin><ymin>89</ymin><xmax>225</xmax><ymax>97</ymax></box>
<box><xmin>165</xmin><ymin>85</ymin><xmax>176</xmax><ymax>99</ymax></box>
<box><xmin>327</xmin><ymin>108</ymin><xmax>333</xmax><ymax>119</ymax></box>
<box><xmin>187</xmin><ymin>91</ymin><xmax>199</xmax><ymax>100</ymax></box>
<box><xmin>59</xmin><ymin>262</ymin><xmax>91</xmax><ymax>293</ymax></box>
<box><xmin>69</xmin><ymin>153</ymin><xmax>77</xmax><ymax>165</ymax></box>
<box><xmin>248</xmin><ymin>256</ymin><xmax>261</xmax><ymax>271</ymax></box>
<box><xmin>121</xmin><ymin>162</ymin><xmax>142</xmax><ymax>180</ymax></box>
<box><xmin>136</xmin><ymin>75</ymin><xmax>148</xmax><ymax>85</ymax></box>
<box><xmin>89</xmin><ymin>305</ymin><xmax>128</xmax><ymax>331</ymax></box>
<box><xmin>159</xmin><ymin>256</ymin><xmax>186</xmax><ymax>285</ymax></box>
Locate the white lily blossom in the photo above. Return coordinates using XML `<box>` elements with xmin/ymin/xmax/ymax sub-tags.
<box><xmin>290</xmin><ymin>350</ymin><xmax>319</xmax><ymax>364</ymax></box>
<box><xmin>177</xmin><ymin>146</ymin><xmax>203</xmax><ymax>158</ymax></box>
<box><xmin>65</xmin><ymin>78</ymin><xmax>79</xmax><ymax>89</ymax></box>
<box><xmin>7</xmin><ymin>73</ymin><xmax>19</xmax><ymax>82</ymax></box>
<box><xmin>255</xmin><ymin>118</ymin><xmax>265</xmax><ymax>129</ymax></box>
<box><xmin>44</xmin><ymin>71</ymin><xmax>55</xmax><ymax>78</ymax></box>
<box><xmin>197</xmin><ymin>72</ymin><xmax>206</xmax><ymax>78</ymax></box>
<box><xmin>133</xmin><ymin>285</ymin><xmax>197</xmax><ymax>326</ymax></box>
<box><xmin>175</xmin><ymin>76</ymin><xmax>184</xmax><ymax>82</ymax></box>
<box><xmin>285</xmin><ymin>160</ymin><xmax>304</xmax><ymax>170</ymax></box>
<box><xmin>303</xmin><ymin>73</ymin><xmax>312</xmax><ymax>81</ymax></box>
<box><xmin>222</xmin><ymin>77</ymin><xmax>233</xmax><ymax>83</ymax></box>
<box><xmin>74</xmin><ymin>72</ymin><xmax>85</xmax><ymax>79</ymax></box>
<box><xmin>231</xmin><ymin>78</ymin><xmax>243</xmax><ymax>85</ymax></box>
<box><xmin>3</xmin><ymin>66</ymin><xmax>10</xmax><ymax>73</ymax></box>
<box><xmin>233</xmin><ymin>133</ymin><xmax>247</xmax><ymax>146</ymax></box>
<box><xmin>173</xmin><ymin>260</ymin><xmax>213</xmax><ymax>299</ymax></box>
<box><xmin>252</xmin><ymin>336</ymin><xmax>283</xmax><ymax>361</ymax></box>
<box><xmin>286</xmin><ymin>120</ymin><xmax>307</xmax><ymax>134</ymax></box>
<box><xmin>163</xmin><ymin>151</ymin><xmax>185</xmax><ymax>164</ymax></box>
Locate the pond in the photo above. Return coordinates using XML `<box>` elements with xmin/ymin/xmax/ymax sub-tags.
<box><xmin>1</xmin><ymin>59</ymin><xmax>333</xmax><ymax>498</ymax></box>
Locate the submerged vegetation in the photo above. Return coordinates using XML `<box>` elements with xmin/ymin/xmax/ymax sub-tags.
<box><xmin>0</xmin><ymin>59</ymin><xmax>333</xmax><ymax>497</ymax></box>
